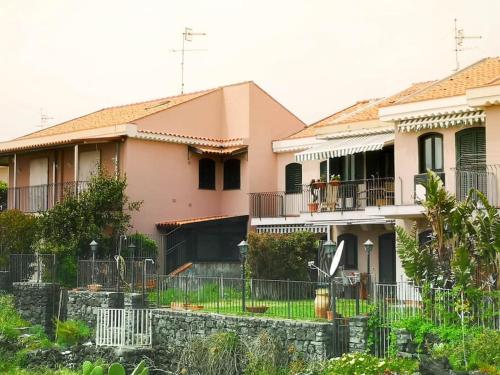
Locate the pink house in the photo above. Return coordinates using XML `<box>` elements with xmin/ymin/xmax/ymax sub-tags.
<box><xmin>0</xmin><ymin>81</ymin><xmax>305</xmax><ymax>273</ymax></box>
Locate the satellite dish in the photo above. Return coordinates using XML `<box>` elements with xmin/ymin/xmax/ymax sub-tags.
<box><xmin>329</xmin><ymin>240</ymin><xmax>344</xmax><ymax>276</ymax></box>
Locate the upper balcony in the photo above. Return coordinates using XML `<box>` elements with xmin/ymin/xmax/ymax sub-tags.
<box><xmin>250</xmin><ymin>177</ymin><xmax>394</xmax><ymax>219</ymax></box>
<box><xmin>3</xmin><ymin>181</ymin><xmax>89</xmax><ymax>213</ymax></box>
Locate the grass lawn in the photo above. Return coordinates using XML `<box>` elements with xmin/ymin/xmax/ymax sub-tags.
<box><xmin>150</xmin><ymin>285</ymin><xmax>369</xmax><ymax>321</ymax></box>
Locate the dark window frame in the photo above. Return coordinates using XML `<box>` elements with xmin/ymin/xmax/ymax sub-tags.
<box><xmin>337</xmin><ymin>233</ymin><xmax>358</xmax><ymax>269</ymax></box>
<box><xmin>418</xmin><ymin>133</ymin><xmax>443</xmax><ymax>173</ymax></box>
<box><xmin>285</xmin><ymin>163</ymin><xmax>302</xmax><ymax>194</ymax></box>
<box><xmin>199</xmin><ymin>158</ymin><xmax>216</xmax><ymax>190</ymax></box>
<box><xmin>223</xmin><ymin>158</ymin><xmax>241</xmax><ymax>190</ymax></box>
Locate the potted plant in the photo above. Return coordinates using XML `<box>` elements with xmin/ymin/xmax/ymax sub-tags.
<box><xmin>308</xmin><ymin>179</ymin><xmax>320</xmax><ymax>212</ymax></box>
<box><xmin>329</xmin><ymin>174</ymin><xmax>341</xmax><ymax>186</ymax></box>
<box><xmin>87</xmin><ymin>283</ymin><xmax>102</xmax><ymax>292</ymax></box>
<box><xmin>246</xmin><ymin>306</ymin><xmax>269</xmax><ymax>313</ymax></box>
<box><xmin>314</xmin><ymin>177</ymin><xmax>327</xmax><ymax>189</ymax></box>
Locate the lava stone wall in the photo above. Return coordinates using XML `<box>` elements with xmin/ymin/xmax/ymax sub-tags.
<box><xmin>12</xmin><ymin>282</ymin><xmax>61</xmax><ymax>335</ymax></box>
<box><xmin>152</xmin><ymin>309</ymin><xmax>334</xmax><ymax>361</ymax></box>
<box><xmin>66</xmin><ymin>290</ymin><xmax>124</xmax><ymax>328</ymax></box>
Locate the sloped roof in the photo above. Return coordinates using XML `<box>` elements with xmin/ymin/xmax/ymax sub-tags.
<box><xmin>18</xmin><ymin>82</ymin><xmax>252</xmax><ymax>140</ymax></box>
<box><xmin>285</xmin><ymin>80</ymin><xmax>436</xmax><ymax>141</ymax></box>
<box><xmin>387</xmin><ymin>57</ymin><xmax>500</xmax><ymax>106</ymax></box>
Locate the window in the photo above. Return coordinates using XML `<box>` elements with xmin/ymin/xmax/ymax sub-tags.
<box><xmin>199</xmin><ymin>158</ymin><xmax>215</xmax><ymax>190</ymax></box>
<box><xmin>285</xmin><ymin>163</ymin><xmax>302</xmax><ymax>193</ymax></box>
<box><xmin>419</xmin><ymin>133</ymin><xmax>443</xmax><ymax>173</ymax></box>
<box><xmin>223</xmin><ymin>159</ymin><xmax>240</xmax><ymax>190</ymax></box>
<box><xmin>339</xmin><ymin>154</ymin><xmax>364</xmax><ymax>181</ymax></box>
<box><xmin>337</xmin><ymin>233</ymin><xmax>358</xmax><ymax>269</ymax></box>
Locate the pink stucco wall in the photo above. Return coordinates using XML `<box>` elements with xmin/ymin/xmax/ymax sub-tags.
<box><xmin>485</xmin><ymin>105</ymin><xmax>500</xmax><ymax>167</ymax></box>
<box><xmin>123</xmin><ymin>82</ymin><xmax>304</xmax><ymax>233</ymax></box>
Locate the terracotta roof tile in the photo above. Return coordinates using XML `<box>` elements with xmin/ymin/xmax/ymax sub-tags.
<box><xmin>18</xmin><ymin>81</ymin><xmax>253</xmax><ymax>141</ymax></box>
<box><xmin>285</xmin><ymin>80</ymin><xmax>436</xmax><ymax>140</ymax></box>
<box><xmin>156</xmin><ymin>215</ymin><xmax>245</xmax><ymax>228</ymax></box>
<box><xmin>388</xmin><ymin>57</ymin><xmax>500</xmax><ymax>106</ymax></box>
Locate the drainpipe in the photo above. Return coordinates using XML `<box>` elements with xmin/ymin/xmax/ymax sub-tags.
<box><xmin>52</xmin><ymin>153</ymin><xmax>56</xmax><ymax>207</ymax></box>
<box><xmin>114</xmin><ymin>142</ymin><xmax>120</xmax><ymax>177</ymax></box>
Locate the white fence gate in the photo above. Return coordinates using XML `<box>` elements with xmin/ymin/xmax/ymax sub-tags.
<box><xmin>96</xmin><ymin>308</ymin><xmax>152</xmax><ymax>348</ymax></box>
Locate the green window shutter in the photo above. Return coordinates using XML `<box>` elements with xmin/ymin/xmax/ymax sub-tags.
<box><xmin>355</xmin><ymin>153</ymin><xmax>365</xmax><ymax>180</ymax></box>
<box><xmin>456</xmin><ymin>128</ymin><xmax>485</xmax><ymax>169</ymax></box>
<box><xmin>285</xmin><ymin>163</ymin><xmax>302</xmax><ymax>193</ymax></box>
<box><xmin>330</xmin><ymin>157</ymin><xmax>341</xmax><ymax>176</ymax></box>
<box><xmin>320</xmin><ymin>161</ymin><xmax>327</xmax><ymax>181</ymax></box>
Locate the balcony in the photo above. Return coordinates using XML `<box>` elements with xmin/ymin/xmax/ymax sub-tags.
<box><xmin>250</xmin><ymin>177</ymin><xmax>395</xmax><ymax>219</ymax></box>
<box><xmin>5</xmin><ymin>181</ymin><xmax>89</xmax><ymax>213</ymax></box>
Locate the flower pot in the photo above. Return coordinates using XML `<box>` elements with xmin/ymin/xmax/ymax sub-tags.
<box><xmin>314</xmin><ymin>288</ymin><xmax>330</xmax><ymax>319</ymax></box>
<box><xmin>329</xmin><ymin>180</ymin><xmax>341</xmax><ymax>186</ymax></box>
<box><xmin>308</xmin><ymin>202</ymin><xmax>319</xmax><ymax>213</ymax></box>
<box><xmin>87</xmin><ymin>284</ymin><xmax>102</xmax><ymax>292</ymax></box>
<box><xmin>246</xmin><ymin>306</ymin><xmax>269</xmax><ymax>314</ymax></box>
<box><xmin>326</xmin><ymin>310</ymin><xmax>334</xmax><ymax>321</ymax></box>
<box><xmin>170</xmin><ymin>302</ymin><xmax>188</xmax><ymax>310</ymax></box>
<box><xmin>313</xmin><ymin>182</ymin><xmax>327</xmax><ymax>189</ymax></box>
<box><xmin>186</xmin><ymin>304</ymin><xmax>204</xmax><ymax>311</ymax></box>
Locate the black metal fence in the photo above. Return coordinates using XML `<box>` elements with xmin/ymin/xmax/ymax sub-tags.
<box><xmin>150</xmin><ymin>275</ymin><xmax>370</xmax><ymax>322</ymax></box>
<box><xmin>7</xmin><ymin>181</ymin><xmax>89</xmax><ymax>213</ymax></box>
<box><xmin>250</xmin><ymin>177</ymin><xmax>395</xmax><ymax>218</ymax></box>
<box><xmin>77</xmin><ymin>258</ymin><xmax>157</xmax><ymax>293</ymax></box>
<box><xmin>7</xmin><ymin>253</ymin><xmax>57</xmax><ymax>283</ymax></box>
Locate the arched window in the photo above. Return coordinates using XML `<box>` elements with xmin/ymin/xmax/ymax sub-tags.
<box><xmin>223</xmin><ymin>159</ymin><xmax>240</xmax><ymax>190</ymax></box>
<box><xmin>418</xmin><ymin>229</ymin><xmax>433</xmax><ymax>247</ymax></box>
<box><xmin>337</xmin><ymin>233</ymin><xmax>358</xmax><ymax>269</ymax></box>
<box><xmin>418</xmin><ymin>133</ymin><xmax>443</xmax><ymax>173</ymax></box>
<box><xmin>285</xmin><ymin>163</ymin><xmax>302</xmax><ymax>193</ymax></box>
<box><xmin>199</xmin><ymin>158</ymin><xmax>215</xmax><ymax>190</ymax></box>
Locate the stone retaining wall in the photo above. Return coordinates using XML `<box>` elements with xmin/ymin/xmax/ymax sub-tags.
<box><xmin>348</xmin><ymin>315</ymin><xmax>368</xmax><ymax>353</ymax></box>
<box><xmin>0</xmin><ymin>271</ymin><xmax>11</xmax><ymax>292</ymax></box>
<box><xmin>66</xmin><ymin>290</ymin><xmax>124</xmax><ymax>328</ymax></box>
<box><xmin>12</xmin><ymin>282</ymin><xmax>61</xmax><ymax>335</ymax></box>
<box><xmin>152</xmin><ymin>309</ymin><xmax>334</xmax><ymax>361</ymax></box>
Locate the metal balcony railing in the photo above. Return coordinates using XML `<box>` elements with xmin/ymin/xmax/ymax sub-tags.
<box><xmin>6</xmin><ymin>181</ymin><xmax>89</xmax><ymax>213</ymax></box>
<box><xmin>250</xmin><ymin>177</ymin><xmax>395</xmax><ymax>219</ymax></box>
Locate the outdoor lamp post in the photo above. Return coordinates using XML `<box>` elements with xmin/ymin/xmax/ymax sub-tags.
<box><xmin>323</xmin><ymin>240</ymin><xmax>337</xmax><ymax>259</ymax></box>
<box><xmin>128</xmin><ymin>242</ymin><xmax>136</xmax><ymax>292</ymax></box>
<box><xmin>238</xmin><ymin>240</ymin><xmax>249</xmax><ymax>313</ymax></box>
<box><xmin>90</xmin><ymin>240</ymin><xmax>98</xmax><ymax>285</ymax></box>
<box><xmin>364</xmin><ymin>239</ymin><xmax>374</xmax><ymax>299</ymax></box>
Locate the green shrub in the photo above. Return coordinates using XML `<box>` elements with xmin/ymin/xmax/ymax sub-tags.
<box><xmin>0</xmin><ymin>210</ymin><xmax>38</xmax><ymax>266</ymax></box>
<box><xmin>0</xmin><ymin>294</ymin><xmax>28</xmax><ymax>339</ymax></box>
<box><xmin>247</xmin><ymin>231</ymin><xmax>318</xmax><ymax>281</ymax></box>
<box><xmin>55</xmin><ymin>319</ymin><xmax>91</xmax><ymax>347</ymax></box>
<box><xmin>311</xmin><ymin>352</ymin><xmax>417</xmax><ymax>375</ymax></box>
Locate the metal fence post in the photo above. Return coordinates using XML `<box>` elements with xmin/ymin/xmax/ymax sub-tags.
<box><xmin>217</xmin><ymin>276</ymin><xmax>220</xmax><ymax>314</ymax></box>
<box><xmin>330</xmin><ymin>279</ymin><xmax>337</xmax><ymax>356</ymax></box>
<box><xmin>355</xmin><ymin>283</ymin><xmax>360</xmax><ymax>315</ymax></box>
<box><xmin>156</xmin><ymin>274</ymin><xmax>160</xmax><ymax>307</ymax></box>
<box><xmin>287</xmin><ymin>279</ymin><xmax>291</xmax><ymax>319</ymax></box>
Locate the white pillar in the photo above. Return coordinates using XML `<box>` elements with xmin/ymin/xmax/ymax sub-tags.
<box><xmin>13</xmin><ymin>154</ymin><xmax>17</xmax><ymax>209</ymax></box>
<box><xmin>74</xmin><ymin>145</ymin><xmax>79</xmax><ymax>181</ymax></box>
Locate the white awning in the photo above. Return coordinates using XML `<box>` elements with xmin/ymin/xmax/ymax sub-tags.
<box><xmin>256</xmin><ymin>225</ymin><xmax>328</xmax><ymax>234</ymax></box>
<box><xmin>398</xmin><ymin>110</ymin><xmax>485</xmax><ymax>133</ymax></box>
<box><xmin>295</xmin><ymin>132</ymin><xmax>394</xmax><ymax>162</ymax></box>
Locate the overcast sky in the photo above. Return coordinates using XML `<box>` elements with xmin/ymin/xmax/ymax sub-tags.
<box><xmin>1</xmin><ymin>0</ymin><xmax>499</xmax><ymax>141</ymax></box>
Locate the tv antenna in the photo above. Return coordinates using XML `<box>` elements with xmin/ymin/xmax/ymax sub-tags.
<box><xmin>453</xmin><ymin>18</ymin><xmax>482</xmax><ymax>71</ymax></box>
<box><xmin>170</xmin><ymin>27</ymin><xmax>207</xmax><ymax>94</ymax></box>
<box><xmin>40</xmin><ymin>108</ymin><xmax>54</xmax><ymax>129</ymax></box>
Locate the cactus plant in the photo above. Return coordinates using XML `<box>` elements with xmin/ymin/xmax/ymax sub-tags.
<box><xmin>131</xmin><ymin>360</ymin><xmax>148</xmax><ymax>375</ymax></box>
<box><xmin>108</xmin><ymin>363</ymin><xmax>126</xmax><ymax>375</ymax></box>
<box><xmin>83</xmin><ymin>361</ymin><xmax>94</xmax><ymax>375</ymax></box>
<box><xmin>90</xmin><ymin>366</ymin><xmax>104</xmax><ymax>375</ymax></box>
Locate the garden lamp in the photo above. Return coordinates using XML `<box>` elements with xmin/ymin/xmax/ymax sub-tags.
<box><xmin>323</xmin><ymin>240</ymin><xmax>336</xmax><ymax>258</ymax></box>
<box><xmin>90</xmin><ymin>240</ymin><xmax>98</xmax><ymax>285</ymax></box>
<box><xmin>237</xmin><ymin>240</ymin><xmax>248</xmax><ymax>258</ymax></box>
<box><xmin>364</xmin><ymin>239</ymin><xmax>374</xmax><ymax>300</ymax></box>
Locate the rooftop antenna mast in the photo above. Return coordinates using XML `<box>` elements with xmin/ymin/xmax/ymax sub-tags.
<box><xmin>39</xmin><ymin>108</ymin><xmax>54</xmax><ymax>129</ymax></box>
<box><xmin>170</xmin><ymin>27</ymin><xmax>207</xmax><ymax>94</ymax></box>
<box><xmin>454</xmin><ymin>18</ymin><xmax>482</xmax><ymax>71</ymax></box>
